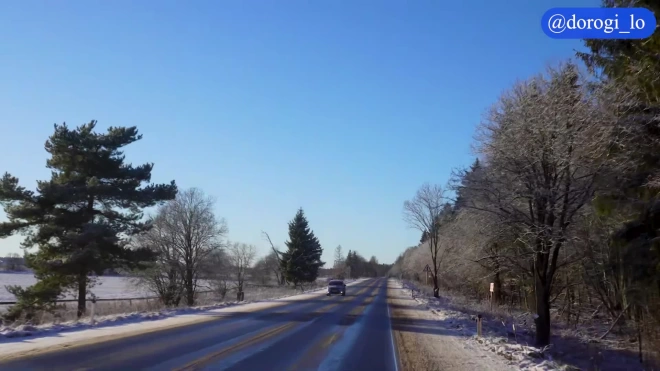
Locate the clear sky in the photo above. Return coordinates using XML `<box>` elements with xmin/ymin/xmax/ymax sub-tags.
<box><xmin>0</xmin><ymin>0</ymin><xmax>598</xmax><ymax>265</ymax></box>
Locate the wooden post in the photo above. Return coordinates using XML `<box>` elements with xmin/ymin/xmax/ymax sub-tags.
<box><xmin>477</xmin><ymin>314</ymin><xmax>483</xmax><ymax>337</ymax></box>
<box><xmin>489</xmin><ymin>282</ymin><xmax>494</xmax><ymax>311</ymax></box>
<box><xmin>90</xmin><ymin>297</ymin><xmax>97</xmax><ymax>325</ymax></box>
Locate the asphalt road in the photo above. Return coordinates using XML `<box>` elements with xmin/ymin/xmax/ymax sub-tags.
<box><xmin>0</xmin><ymin>278</ymin><xmax>400</xmax><ymax>371</ymax></box>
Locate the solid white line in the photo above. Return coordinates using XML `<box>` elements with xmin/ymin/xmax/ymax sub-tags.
<box><xmin>385</xmin><ymin>279</ymin><xmax>400</xmax><ymax>371</ymax></box>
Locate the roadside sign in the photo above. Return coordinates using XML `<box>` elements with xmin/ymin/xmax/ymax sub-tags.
<box><xmin>423</xmin><ymin>264</ymin><xmax>432</xmax><ymax>284</ymax></box>
<box><xmin>490</xmin><ymin>283</ymin><xmax>494</xmax><ymax>292</ymax></box>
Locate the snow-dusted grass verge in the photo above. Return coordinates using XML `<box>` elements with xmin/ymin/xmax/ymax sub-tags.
<box><xmin>0</xmin><ymin>278</ymin><xmax>363</xmax><ymax>344</ymax></box>
<box><xmin>393</xmin><ymin>280</ymin><xmax>559</xmax><ymax>370</ymax></box>
<box><xmin>396</xmin><ymin>280</ymin><xmax>652</xmax><ymax>371</ymax></box>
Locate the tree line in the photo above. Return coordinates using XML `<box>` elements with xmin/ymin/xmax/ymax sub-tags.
<box><xmin>252</xmin><ymin>237</ymin><xmax>390</xmax><ymax>286</ymax></box>
<box><xmin>391</xmin><ymin>0</ymin><xmax>660</xmax><ymax>359</ymax></box>
<box><xmin>0</xmin><ymin>122</ymin><xmax>336</xmax><ymax>322</ymax></box>
<box><xmin>330</xmin><ymin>245</ymin><xmax>391</xmax><ymax>279</ymax></box>
<box><xmin>1</xmin><ymin>253</ymin><xmax>25</xmax><ymax>272</ymax></box>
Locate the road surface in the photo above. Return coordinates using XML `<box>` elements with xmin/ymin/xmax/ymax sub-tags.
<box><xmin>0</xmin><ymin>278</ymin><xmax>400</xmax><ymax>371</ymax></box>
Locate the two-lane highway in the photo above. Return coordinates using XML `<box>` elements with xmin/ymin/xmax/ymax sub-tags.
<box><xmin>0</xmin><ymin>278</ymin><xmax>400</xmax><ymax>371</ymax></box>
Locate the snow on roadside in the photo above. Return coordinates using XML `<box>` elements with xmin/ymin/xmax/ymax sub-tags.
<box><xmin>0</xmin><ymin>278</ymin><xmax>365</xmax><ymax>343</ymax></box>
<box><xmin>393</xmin><ymin>280</ymin><xmax>562</xmax><ymax>371</ymax></box>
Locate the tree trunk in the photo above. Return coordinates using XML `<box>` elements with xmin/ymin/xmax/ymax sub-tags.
<box><xmin>493</xmin><ymin>271</ymin><xmax>502</xmax><ymax>304</ymax></box>
<box><xmin>534</xmin><ymin>273</ymin><xmax>551</xmax><ymax>346</ymax></box>
<box><xmin>77</xmin><ymin>273</ymin><xmax>87</xmax><ymax>319</ymax></box>
<box><xmin>185</xmin><ymin>267</ymin><xmax>194</xmax><ymax>306</ymax></box>
<box><xmin>431</xmin><ymin>251</ymin><xmax>440</xmax><ymax>298</ymax></box>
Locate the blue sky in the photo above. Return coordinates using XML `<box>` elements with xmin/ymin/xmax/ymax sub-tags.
<box><xmin>0</xmin><ymin>0</ymin><xmax>598</xmax><ymax>265</ymax></box>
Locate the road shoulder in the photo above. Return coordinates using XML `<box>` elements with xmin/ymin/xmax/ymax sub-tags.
<box><xmin>387</xmin><ymin>279</ymin><xmax>515</xmax><ymax>371</ymax></box>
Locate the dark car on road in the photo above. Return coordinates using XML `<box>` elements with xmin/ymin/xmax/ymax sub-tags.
<box><xmin>327</xmin><ymin>279</ymin><xmax>346</xmax><ymax>296</ymax></box>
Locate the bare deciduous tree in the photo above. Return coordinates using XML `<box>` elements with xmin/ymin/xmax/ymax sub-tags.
<box><xmin>204</xmin><ymin>248</ymin><xmax>231</xmax><ymax>300</ymax></box>
<box><xmin>403</xmin><ymin>183</ymin><xmax>447</xmax><ymax>297</ymax></box>
<box><xmin>262</xmin><ymin>231</ymin><xmax>286</xmax><ymax>285</ymax></box>
<box><xmin>333</xmin><ymin>245</ymin><xmax>345</xmax><ymax>278</ymax></box>
<box><xmin>252</xmin><ymin>251</ymin><xmax>280</xmax><ymax>285</ymax></box>
<box><xmin>132</xmin><ymin>213</ymin><xmax>185</xmax><ymax>306</ymax></box>
<box><xmin>226</xmin><ymin>242</ymin><xmax>256</xmax><ymax>300</ymax></box>
<box><xmin>464</xmin><ymin>63</ymin><xmax>632</xmax><ymax>346</ymax></box>
<box><xmin>134</xmin><ymin>188</ymin><xmax>228</xmax><ymax>306</ymax></box>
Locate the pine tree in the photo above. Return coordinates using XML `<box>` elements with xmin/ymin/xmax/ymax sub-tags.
<box><xmin>454</xmin><ymin>158</ymin><xmax>481</xmax><ymax>211</ymax></box>
<box><xmin>345</xmin><ymin>250</ymin><xmax>354</xmax><ymax>278</ymax></box>
<box><xmin>0</xmin><ymin>121</ymin><xmax>177</xmax><ymax>320</ymax></box>
<box><xmin>419</xmin><ymin>231</ymin><xmax>428</xmax><ymax>244</ymax></box>
<box><xmin>280</xmin><ymin>208</ymin><xmax>324</xmax><ymax>288</ymax></box>
<box><xmin>577</xmin><ymin>0</ymin><xmax>660</xmax><ymax>99</ymax></box>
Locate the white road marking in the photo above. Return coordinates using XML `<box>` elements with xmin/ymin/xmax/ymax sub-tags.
<box><xmin>386</xmin><ymin>280</ymin><xmax>400</xmax><ymax>371</ymax></box>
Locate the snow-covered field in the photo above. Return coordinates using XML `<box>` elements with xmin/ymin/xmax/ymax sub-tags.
<box><xmin>0</xmin><ymin>273</ymin><xmax>151</xmax><ymax>301</ymax></box>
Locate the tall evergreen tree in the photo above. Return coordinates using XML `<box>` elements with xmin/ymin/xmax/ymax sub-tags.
<box><xmin>345</xmin><ymin>250</ymin><xmax>354</xmax><ymax>278</ymax></box>
<box><xmin>419</xmin><ymin>231</ymin><xmax>428</xmax><ymax>244</ymax></box>
<box><xmin>577</xmin><ymin>0</ymin><xmax>660</xmax><ymax>98</ymax></box>
<box><xmin>0</xmin><ymin>121</ymin><xmax>177</xmax><ymax>319</ymax></box>
<box><xmin>280</xmin><ymin>208</ymin><xmax>324</xmax><ymax>288</ymax></box>
<box><xmin>453</xmin><ymin>158</ymin><xmax>481</xmax><ymax>211</ymax></box>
